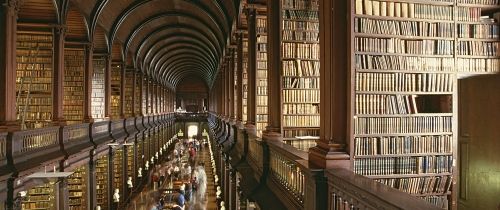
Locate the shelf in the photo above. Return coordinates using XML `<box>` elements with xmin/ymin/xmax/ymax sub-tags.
<box><xmin>365</xmin><ymin>173</ymin><xmax>452</xmax><ymax>178</ymax></box>
<box><xmin>457</xmin><ymin>55</ymin><xmax>500</xmax><ymax>59</ymax></box>
<box><xmin>458</xmin><ymin>37</ymin><xmax>500</xmax><ymax>41</ymax></box>
<box><xmin>282</xmin><ymin>39</ymin><xmax>319</xmax><ymax>44</ymax></box>
<box><xmin>282</xmin><ymin>57</ymin><xmax>319</xmax><ymax>61</ymax></box>
<box><xmin>354</xmin><ymin>33</ymin><xmax>454</xmax><ymax>41</ymax></box>
<box><xmin>356</xmin><ymin>69</ymin><xmax>457</xmax><ymax>74</ymax></box>
<box><xmin>355</xmin><ymin>113</ymin><xmax>453</xmax><ymax>117</ymax></box>
<box><xmin>354</xmin><ymin>14</ymin><xmax>454</xmax><ymax>23</ymax></box>
<box><xmin>355</xmin><ymin>51</ymin><xmax>454</xmax><ymax>58</ymax></box>
<box><xmin>355</xmin><ymin>153</ymin><xmax>453</xmax><ymax>158</ymax></box>
<box><xmin>355</xmin><ymin>91</ymin><xmax>453</xmax><ymax>95</ymax></box>
<box><xmin>354</xmin><ymin>132</ymin><xmax>453</xmax><ymax>137</ymax></box>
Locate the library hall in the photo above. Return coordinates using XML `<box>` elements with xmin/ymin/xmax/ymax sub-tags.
<box><xmin>0</xmin><ymin>0</ymin><xmax>499</xmax><ymax>210</ymax></box>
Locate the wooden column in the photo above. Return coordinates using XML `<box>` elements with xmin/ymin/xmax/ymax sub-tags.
<box><xmin>52</xmin><ymin>27</ymin><xmax>65</xmax><ymax>125</ymax></box>
<box><xmin>83</xmin><ymin>44</ymin><xmax>94</xmax><ymax>122</ymax></box>
<box><xmin>225</xmin><ymin>62</ymin><xmax>230</xmax><ymax>118</ymax></box>
<box><xmin>229</xmin><ymin>49</ymin><xmax>236</xmax><ymax>120</ymax></box>
<box><xmin>120</xmin><ymin>62</ymin><xmax>126</xmax><ymax>118</ymax></box>
<box><xmin>138</xmin><ymin>72</ymin><xmax>144</xmax><ymax>116</ymax></box>
<box><xmin>105</xmin><ymin>54</ymin><xmax>112</xmax><ymax>118</ymax></box>
<box><xmin>246</xmin><ymin>8</ymin><xmax>257</xmax><ymax>127</ymax></box>
<box><xmin>0</xmin><ymin>0</ymin><xmax>19</xmax><ymax>130</ymax></box>
<box><xmin>236</xmin><ymin>33</ymin><xmax>244</xmax><ymax>122</ymax></box>
<box><xmin>145</xmin><ymin>78</ymin><xmax>150</xmax><ymax>115</ymax></box>
<box><xmin>263</xmin><ymin>0</ymin><xmax>282</xmax><ymax>139</ymax></box>
<box><xmin>221</xmin><ymin>66</ymin><xmax>226</xmax><ymax>117</ymax></box>
<box><xmin>131</xmin><ymin>70</ymin><xmax>137</xmax><ymax>116</ymax></box>
<box><xmin>217</xmin><ymin>73</ymin><xmax>223</xmax><ymax>115</ymax></box>
<box><xmin>308</xmin><ymin>0</ymin><xmax>350</xmax><ymax>169</ymax></box>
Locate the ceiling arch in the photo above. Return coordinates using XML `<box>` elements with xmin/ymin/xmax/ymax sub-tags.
<box><xmin>68</xmin><ymin>0</ymin><xmax>238</xmax><ymax>89</ymax></box>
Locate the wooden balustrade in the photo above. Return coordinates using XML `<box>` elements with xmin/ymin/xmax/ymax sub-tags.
<box><xmin>63</xmin><ymin>123</ymin><xmax>89</xmax><ymax>143</ymax></box>
<box><xmin>326</xmin><ymin>168</ymin><xmax>443</xmax><ymax>210</ymax></box>
<box><xmin>267</xmin><ymin>140</ymin><xmax>308</xmax><ymax>209</ymax></box>
<box><xmin>247</xmin><ymin>135</ymin><xmax>264</xmax><ymax>175</ymax></box>
<box><xmin>0</xmin><ymin>132</ymin><xmax>7</xmax><ymax>159</ymax></box>
<box><xmin>11</xmin><ymin>126</ymin><xmax>60</xmax><ymax>154</ymax></box>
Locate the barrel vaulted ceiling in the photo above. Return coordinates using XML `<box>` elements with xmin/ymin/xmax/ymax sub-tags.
<box><xmin>18</xmin><ymin>0</ymin><xmax>241</xmax><ymax>89</ymax></box>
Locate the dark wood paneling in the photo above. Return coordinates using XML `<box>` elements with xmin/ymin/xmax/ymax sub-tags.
<box><xmin>66</xmin><ymin>7</ymin><xmax>88</xmax><ymax>41</ymax></box>
<box><xmin>93</xmin><ymin>26</ymin><xmax>108</xmax><ymax>52</ymax></box>
<box><xmin>18</xmin><ymin>0</ymin><xmax>57</xmax><ymax>23</ymax></box>
<box><xmin>458</xmin><ymin>74</ymin><xmax>500</xmax><ymax>210</ymax></box>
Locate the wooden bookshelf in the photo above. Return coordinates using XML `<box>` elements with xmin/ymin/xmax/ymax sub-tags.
<box><xmin>280</xmin><ymin>0</ymin><xmax>320</xmax><ymax>151</ymax></box>
<box><xmin>21</xmin><ymin>183</ymin><xmax>56</xmax><ymax>210</ymax></box>
<box><xmin>134</xmin><ymin>72</ymin><xmax>141</xmax><ymax>115</ymax></box>
<box><xmin>95</xmin><ymin>156</ymin><xmax>109</xmax><ymax>210</ymax></box>
<box><xmin>110</xmin><ymin>64</ymin><xmax>121</xmax><ymax>118</ymax></box>
<box><xmin>350</xmin><ymin>0</ymin><xmax>500</xmax><ymax>208</ymax></box>
<box><xmin>256</xmin><ymin>15</ymin><xmax>269</xmax><ymax>136</ymax></box>
<box><xmin>242</xmin><ymin>38</ymin><xmax>249</xmax><ymax>122</ymax></box>
<box><xmin>16</xmin><ymin>32</ymin><xmax>54</xmax><ymax>130</ymax></box>
<box><xmin>63</xmin><ymin>49</ymin><xmax>85</xmax><ymax>124</ymax></box>
<box><xmin>68</xmin><ymin>165</ymin><xmax>88</xmax><ymax>210</ymax></box>
<box><xmin>127</xmin><ymin>146</ymin><xmax>134</xmax><ymax>182</ymax></box>
<box><xmin>124</xmin><ymin>70</ymin><xmax>134</xmax><ymax>117</ymax></box>
<box><xmin>91</xmin><ymin>57</ymin><xmax>106</xmax><ymax>121</ymax></box>
<box><xmin>113</xmin><ymin>149</ymin><xmax>123</xmax><ymax>205</ymax></box>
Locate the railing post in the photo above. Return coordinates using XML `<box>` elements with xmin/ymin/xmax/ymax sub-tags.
<box><xmin>303</xmin><ymin>168</ymin><xmax>327</xmax><ymax>210</ymax></box>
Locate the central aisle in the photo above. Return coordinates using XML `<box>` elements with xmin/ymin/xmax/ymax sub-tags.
<box><xmin>126</xmin><ymin>143</ymin><xmax>218</xmax><ymax>210</ymax></box>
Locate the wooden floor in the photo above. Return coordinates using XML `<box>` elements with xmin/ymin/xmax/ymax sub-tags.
<box><xmin>126</xmin><ymin>146</ymin><xmax>218</xmax><ymax>210</ymax></box>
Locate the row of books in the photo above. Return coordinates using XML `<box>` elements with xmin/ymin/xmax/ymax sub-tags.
<box><xmin>354</xmin><ymin>18</ymin><xmax>454</xmax><ymax>37</ymax></box>
<box><xmin>355</xmin><ymin>0</ymin><xmax>453</xmax><ymax>20</ymax></box>
<box><xmin>95</xmin><ymin>157</ymin><xmax>108</xmax><ymax>209</ymax></box>
<box><xmin>355</xmin><ymin>55</ymin><xmax>455</xmax><ymax>71</ymax></box>
<box><xmin>283</xmin><ymin>77</ymin><xmax>319</xmax><ymax>89</ymax></box>
<box><xmin>355</xmin><ymin>37</ymin><xmax>454</xmax><ymax>55</ymax></box>
<box><xmin>355</xmin><ymin>94</ymin><xmax>421</xmax><ymax>115</ymax></box>
<box><xmin>457</xmin><ymin>40</ymin><xmax>500</xmax><ymax>56</ymax></box>
<box><xmin>257</xmin><ymin>86</ymin><xmax>267</xmax><ymax>95</ymax></box>
<box><xmin>17</xmin><ymin>42</ymin><xmax>53</xmax><ymax>49</ymax></box>
<box><xmin>354</xmin><ymin>135</ymin><xmax>453</xmax><ymax>156</ymax></box>
<box><xmin>421</xmin><ymin>196</ymin><xmax>448</xmax><ymax>209</ymax></box>
<box><xmin>284</xmin><ymin>139</ymin><xmax>317</xmax><ymax>152</ymax></box>
<box><xmin>257</xmin><ymin>106</ymin><xmax>268</xmax><ymax>114</ymax></box>
<box><xmin>355</xmin><ymin>72</ymin><xmax>454</xmax><ymax>93</ymax></box>
<box><xmin>16</xmin><ymin>50</ymin><xmax>53</xmax><ymax>57</ymax></box>
<box><xmin>282</xmin><ymin>89</ymin><xmax>320</xmax><ymax>103</ymax></box>
<box><xmin>16</xmin><ymin>64</ymin><xmax>52</xmax><ymax>74</ymax></box>
<box><xmin>374</xmin><ymin>175</ymin><xmax>452</xmax><ymax>194</ymax></box>
<box><xmin>354</xmin><ymin>116</ymin><xmax>453</xmax><ymax>134</ymax></box>
<box><xmin>282</xmin><ymin>31</ymin><xmax>319</xmax><ymax>41</ymax></box>
<box><xmin>282</xmin><ymin>20</ymin><xmax>319</xmax><ymax>31</ymax></box>
<box><xmin>457</xmin><ymin>58</ymin><xmax>500</xmax><ymax>72</ymax></box>
<box><xmin>282</xmin><ymin>10</ymin><xmax>318</xmax><ymax>20</ymax></box>
<box><xmin>283</xmin><ymin>103</ymin><xmax>319</xmax><ymax>114</ymax></box>
<box><xmin>282</xmin><ymin>43</ymin><xmax>320</xmax><ymax>59</ymax></box>
<box><xmin>283</xmin><ymin>129</ymin><xmax>319</xmax><ymax>138</ymax></box>
<box><xmin>354</xmin><ymin>155</ymin><xmax>453</xmax><ymax>175</ymax></box>
<box><xmin>256</xmin><ymin>115</ymin><xmax>268</xmax><ymax>122</ymax></box>
<box><xmin>256</xmin><ymin>96</ymin><xmax>268</xmax><ymax>105</ymax></box>
<box><xmin>16</xmin><ymin>83</ymin><xmax>52</xmax><ymax>91</ymax></box>
<box><xmin>458</xmin><ymin>0</ymin><xmax>500</xmax><ymax>4</ymax></box>
<box><xmin>282</xmin><ymin>0</ymin><xmax>318</xmax><ymax>10</ymax></box>
<box><xmin>283</xmin><ymin>115</ymin><xmax>319</xmax><ymax>127</ymax></box>
<box><xmin>282</xmin><ymin>60</ymin><xmax>320</xmax><ymax>76</ymax></box>
<box><xmin>458</xmin><ymin>23</ymin><xmax>499</xmax><ymax>39</ymax></box>
<box><xmin>457</xmin><ymin>7</ymin><xmax>482</xmax><ymax>22</ymax></box>
<box><xmin>22</xmin><ymin>203</ymin><xmax>53</xmax><ymax>209</ymax></box>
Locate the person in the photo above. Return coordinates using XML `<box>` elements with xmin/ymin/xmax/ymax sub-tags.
<box><xmin>184</xmin><ymin>182</ymin><xmax>192</xmax><ymax>202</ymax></box>
<box><xmin>173</xmin><ymin>165</ymin><xmax>180</xmax><ymax>180</ymax></box>
<box><xmin>172</xmin><ymin>189</ymin><xmax>185</xmax><ymax>210</ymax></box>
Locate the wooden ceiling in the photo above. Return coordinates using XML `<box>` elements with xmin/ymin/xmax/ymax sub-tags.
<box><xmin>16</xmin><ymin>0</ymin><xmax>242</xmax><ymax>90</ymax></box>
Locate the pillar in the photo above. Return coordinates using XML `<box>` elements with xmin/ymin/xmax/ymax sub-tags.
<box><xmin>105</xmin><ymin>54</ymin><xmax>112</xmax><ymax>118</ymax></box>
<box><xmin>52</xmin><ymin>26</ymin><xmax>65</xmax><ymax>125</ymax></box>
<box><xmin>308</xmin><ymin>0</ymin><xmax>350</xmax><ymax>169</ymax></box>
<box><xmin>83</xmin><ymin>44</ymin><xmax>94</xmax><ymax>122</ymax></box>
<box><xmin>0</xmin><ymin>0</ymin><xmax>20</xmax><ymax>131</ymax></box>
<box><xmin>245</xmin><ymin>8</ymin><xmax>257</xmax><ymax>130</ymax></box>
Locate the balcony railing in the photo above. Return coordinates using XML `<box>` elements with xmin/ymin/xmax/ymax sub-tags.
<box><xmin>208</xmin><ymin>113</ymin><xmax>443</xmax><ymax>210</ymax></box>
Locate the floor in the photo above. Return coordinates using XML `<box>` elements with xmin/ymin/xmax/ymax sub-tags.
<box><xmin>126</xmin><ymin>146</ymin><xmax>218</xmax><ymax>210</ymax></box>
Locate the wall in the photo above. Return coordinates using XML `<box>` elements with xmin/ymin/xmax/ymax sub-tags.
<box><xmin>176</xmin><ymin>76</ymin><xmax>208</xmax><ymax>111</ymax></box>
<box><xmin>458</xmin><ymin>74</ymin><xmax>500</xmax><ymax>210</ymax></box>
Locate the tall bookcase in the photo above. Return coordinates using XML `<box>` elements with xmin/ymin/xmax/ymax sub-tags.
<box><xmin>21</xmin><ymin>183</ymin><xmax>56</xmax><ymax>210</ymax></box>
<box><xmin>126</xmin><ymin>146</ymin><xmax>134</xmax><ymax>184</ymax></box>
<box><xmin>16</xmin><ymin>32</ymin><xmax>54</xmax><ymax>130</ymax></box>
<box><xmin>134</xmin><ymin>72</ymin><xmax>142</xmax><ymax>115</ymax></box>
<box><xmin>280</xmin><ymin>0</ymin><xmax>320</xmax><ymax>151</ymax></box>
<box><xmin>95</xmin><ymin>156</ymin><xmax>108</xmax><ymax>210</ymax></box>
<box><xmin>110</xmin><ymin>65</ymin><xmax>121</xmax><ymax>118</ymax></box>
<box><xmin>124</xmin><ymin>70</ymin><xmax>134</xmax><ymax>116</ymax></box>
<box><xmin>256</xmin><ymin>15</ymin><xmax>269</xmax><ymax>136</ymax></box>
<box><xmin>63</xmin><ymin>49</ymin><xmax>85</xmax><ymax>124</ymax></box>
<box><xmin>242</xmin><ymin>38</ymin><xmax>249</xmax><ymax>122</ymax></box>
<box><xmin>113</xmin><ymin>149</ymin><xmax>123</xmax><ymax>205</ymax></box>
<box><xmin>91</xmin><ymin>57</ymin><xmax>106</xmax><ymax>121</ymax></box>
<box><xmin>68</xmin><ymin>165</ymin><xmax>88</xmax><ymax>210</ymax></box>
<box><xmin>350</xmin><ymin>0</ymin><xmax>500</xmax><ymax>208</ymax></box>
